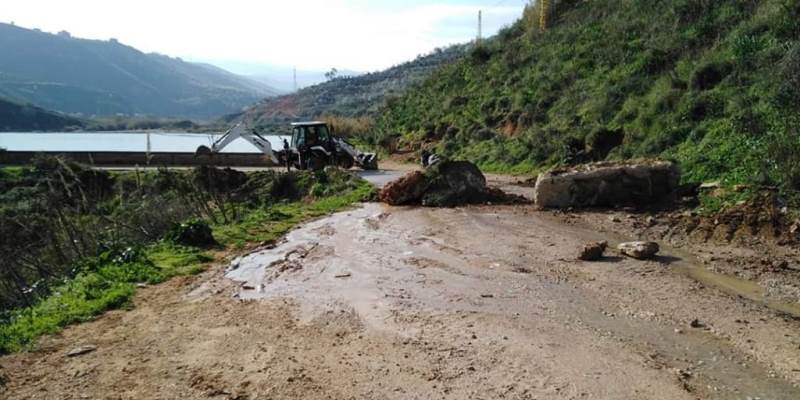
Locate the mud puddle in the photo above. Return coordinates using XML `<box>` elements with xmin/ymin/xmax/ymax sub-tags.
<box><xmin>226</xmin><ymin>203</ymin><xmax>800</xmax><ymax>398</ymax></box>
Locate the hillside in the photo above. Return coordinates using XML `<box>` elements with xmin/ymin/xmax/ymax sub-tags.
<box><xmin>374</xmin><ymin>0</ymin><xmax>800</xmax><ymax>191</ymax></box>
<box><xmin>0</xmin><ymin>23</ymin><xmax>279</xmax><ymax>120</ymax></box>
<box><xmin>243</xmin><ymin>44</ymin><xmax>468</xmax><ymax>132</ymax></box>
<box><xmin>0</xmin><ymin>97</ymin><xmax>84</xmax><ymax>132</ymax></box>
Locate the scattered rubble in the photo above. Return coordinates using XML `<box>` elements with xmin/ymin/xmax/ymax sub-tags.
<box><xmin>533</xmin><ymin>160</ymin><xmax>680</xmax><ymax>209</ymax></box>
<box><xmin>618</xmin><ymin>241</ymin><xmax>660</xmax><ymax>260</ymax></box>
<box><xmin>379</xmin><ymin>160</ymin><xmax>525</xmax><ymax>207</ymax></box>
<box><xmin>579</xmin><ymin>241</ymin><xmax>608</xmax><ymax>261</ymax></box>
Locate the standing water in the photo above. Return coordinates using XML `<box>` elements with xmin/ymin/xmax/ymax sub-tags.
<box><xmin>0</xmin><ymin>132</ymin><xmax>290</xmax><ymax>153</ymax></box>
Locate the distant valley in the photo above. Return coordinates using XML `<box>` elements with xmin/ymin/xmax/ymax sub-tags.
<box><xmin>0</xmin><ymin>23</ymin><xmax>279</xmax><ymax>120</ymax></box>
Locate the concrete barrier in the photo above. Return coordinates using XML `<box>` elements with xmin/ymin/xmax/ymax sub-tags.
<box><xmin>534</xmin><ymin>160</ymin><xmax>680</xmax><ymax>208</ymax></box>
<box><xmin>0</xmin><ymin>151</ymin><xmax>275</xmax><ymax>167</ymax></box>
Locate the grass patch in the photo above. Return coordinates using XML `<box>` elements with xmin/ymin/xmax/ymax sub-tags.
<box><xmin>0</xmin><ymin>170</ymin><xmax>375</xmax><ymax>354</ymax></box>
<box><xmin>145</xmin><ymin>244</ymin><xmax>213</xmax><ymax>277</ymax></box>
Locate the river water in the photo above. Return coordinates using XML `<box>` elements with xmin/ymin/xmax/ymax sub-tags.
<box><xmin>0</xmin><ymin>132</ymin><xmax>290</xmax><ymax>153</ymax></box>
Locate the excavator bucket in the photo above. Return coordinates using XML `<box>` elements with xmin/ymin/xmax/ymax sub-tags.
<box><xmin>358</xmin><ymin>153</ymin><xmax>379</xmax><ymax>170</ymax></box>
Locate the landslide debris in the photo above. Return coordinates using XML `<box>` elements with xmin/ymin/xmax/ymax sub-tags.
<box><xmin>379</xmin><ymin>160</ymin><xmax>525</xmax><ymax>207</ymax></box>
<box><xmin>534</xmin><ymin>160</ymin><xmax>679</xmax><ymax>209</ymax></box>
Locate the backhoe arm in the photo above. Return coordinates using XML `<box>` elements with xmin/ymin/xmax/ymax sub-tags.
<box><xmin>197</xmin><ymin>122</ymin><xmax>278</xmax><ymax>164</ymax></box>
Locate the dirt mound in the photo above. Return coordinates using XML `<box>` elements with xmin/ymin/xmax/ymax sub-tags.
<box><xmin>534</xmin><ymin>160</ymin><xmax>679</xmax><ymax>209</ymax></box>
<box><xmin>664</xmin><ymin>191</ymin><xmax>798</xmax><ymax>246</ymax></box>
<box><xmin>379</xmin><ymin>171</ymin><xmax>428</xmax><ymax>206</ymax></box>
<box><xmin>380</xmin><ymin>161</ymin><xmax>525</xmax><ymax>207</ymax></box>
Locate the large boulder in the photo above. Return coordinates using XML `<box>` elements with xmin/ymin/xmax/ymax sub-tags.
<box><xmin>379</xmin><ymin>160</ymin><xmax>523</xmax><ymax>207</ymax></box>
<box><xmin>534</xmin><ymin>160</ymin><xmax>679</xmax><ymax>209</ymax></box>
<box><xmin>421</xmin><ymin>161</ymin><xmax>489</xmax><ymax>207</ymax></box>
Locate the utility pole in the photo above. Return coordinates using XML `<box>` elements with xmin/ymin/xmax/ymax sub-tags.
<box><xmin>477</xmin><ymin>10</ymin><xmax>483</xmax><ymax>44</ymax></box>
<box><xmin>146</xmin><ymin>132</ymin><xmax>151</xmax><ymax>166</ymax></box>
<box><xmin>293</xmin><ymin>67</ymin><xmax>298</xmax><ymax>92</ymax></box>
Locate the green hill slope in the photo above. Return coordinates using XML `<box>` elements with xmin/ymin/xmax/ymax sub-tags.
<box><xmin>0</xmin><ymin>97</ymin><xmax>84</xmax><ymax>132</ymax></box>
<box><xmin>245</xmin><ymin>44</ymin><xmax>468</xmax><ymax>132</ymax></box>
<box><xmin>0</xmin><ymin>23</ymin><xmax>279</xmax><ymax>120</ymax></box>
<box><xmin>374</xmin><ymin>0</ymin><xmax>800</xmax><ymax>190</ymax></box>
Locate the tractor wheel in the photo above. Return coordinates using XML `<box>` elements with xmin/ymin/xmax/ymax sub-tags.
<box><xmin>307</xmin><ymin>152</ymin><xmax>328</xmax><ymax>171</ymax></box>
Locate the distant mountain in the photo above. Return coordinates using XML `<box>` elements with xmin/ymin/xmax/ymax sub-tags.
<box><xmin>0</xmin><ymin>23</ymin><xmax>280</xmax><ymax>120</ymax></box>
<box><xmin>203</xmin><ymin>61</ymin><xmax>360</xmax><ymax>93</ymax></box>
<box><xmin>243</xmin><ymin>44</ymin><xmax>468</xmax><ymax>131</ymax></box>
<box><xmin>0</xmin><ymin>97</ymin><xmax>84</xmax><ymax>132</ymax></box>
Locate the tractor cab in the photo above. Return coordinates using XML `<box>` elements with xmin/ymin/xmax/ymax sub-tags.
<box><xmin>287</xmin><ymin>121</ymin><xmax>338</xmax><ymax>170</ymax></box>
<box><xmin>290</xmin><ymin>122</ymin><xmax>333</xmax><ymax>150</ymax></box>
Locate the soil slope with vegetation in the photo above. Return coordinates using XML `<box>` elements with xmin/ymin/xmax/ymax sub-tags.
<box><xmin>373</xmin><ymin>0</ymin><xmax>800</xmax><ymax>194</ymax></box>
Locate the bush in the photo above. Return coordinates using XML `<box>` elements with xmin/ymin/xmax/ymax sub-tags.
<box><xmin>165</xmin><ymin>220</ymin><xmax>217</xmax><ymax>248</ymax></box>
<box><xmin>690</xmin><ymin>61</ymin><xmax>732</xmax><ymax>90</ymax></box>
<box><xmin>779</xmin><ymin>43</ymin><xmax>800</xmax><ymax>106</ymax></box>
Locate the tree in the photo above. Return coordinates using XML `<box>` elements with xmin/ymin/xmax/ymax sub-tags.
<box><xmin>324</xmin><ymin>68</ymin><xmax>339</xmax><ymax>81</ymax></box>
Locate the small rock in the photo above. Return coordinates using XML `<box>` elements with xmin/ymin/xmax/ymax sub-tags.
<box><xmin>480</xmin><ymin>294</ymin><xmax>494</xmax><ymax>298</ymax></box>
<box><xmin>772</xmin><ymin>260</ymin><xmax>789</xmax><ymax>270</ymax></box>
<box><xmin>674</xmin><ymin>328</ymin><xmax>684</xmax><ymax>334</ymax></box>
<box><xmin>646</xmin><ymin>216</ymin><xmax>658</xmax><ymax>227</ymax></box>
<box><xmin>579</xmin><ymin>241</ymin><xmax>608</xmax><ymax>261</ymax></box>
<box><xmin>609</xmin><ymin>216</ymin><xmax>621</xmax><ymax>223</ymax></box>
<box><xmin>690</xmin><ymin>319</ymin><xmax>704</xmax><ymax>328</ymax></box>
<box><xmin>334</xmin><ymin>272</ymin><xmax>352</xmax><ymax>279</ymax></box>
<box><xmin>618</xmin><ymin>242</ymin><xmax>660</xmax><ymax>260</ymax></box>
<box><xmin>699</xmin><ymin>181</ymin><xmax>721</xmax><ymax>191</ymax></box>
<box><xmin>66</xmin><ymin>345</ymin><xmax>97</xmax><ymax>358</ymax></box>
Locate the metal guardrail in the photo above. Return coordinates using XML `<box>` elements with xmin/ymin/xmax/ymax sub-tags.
<box><xmin>0</xmin><ymin>151</ymin><xmax>275</xmax><ymax>167</ymax></box>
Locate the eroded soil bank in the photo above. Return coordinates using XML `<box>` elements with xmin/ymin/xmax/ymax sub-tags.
<box><xmin>2</xmin><ymin>180</ymin><xmax>800</xmax><ymax>399</ymax></box>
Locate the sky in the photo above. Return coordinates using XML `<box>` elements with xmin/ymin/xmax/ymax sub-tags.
<box><xmin>0</xmin><ymin>0</ymin><xmax>529</xmax><ymax>73</ymax></box>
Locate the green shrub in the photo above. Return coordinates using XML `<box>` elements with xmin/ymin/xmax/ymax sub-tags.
<box><xmin>165</xmin><ymin>219</ymin><xmax>217</xmax><ymax>248</ymax></box>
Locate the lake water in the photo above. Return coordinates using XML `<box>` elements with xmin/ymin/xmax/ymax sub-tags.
<box><xmin>0</xmin><ymin>132</ymin><xmax>290</xmax><ymax>153</ymax></box>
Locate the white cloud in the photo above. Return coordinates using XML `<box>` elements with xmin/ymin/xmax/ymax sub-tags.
<box><xmin>0</xmin><ymin>0</ymin><xmax>525</xmax><ymax>71</ymax></box>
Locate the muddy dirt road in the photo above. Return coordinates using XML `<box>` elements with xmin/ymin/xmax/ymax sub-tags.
<box><xmin>2</xmin><ymin>179</ymin><xmax>800</xmax><ymax>399</ymax></box>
